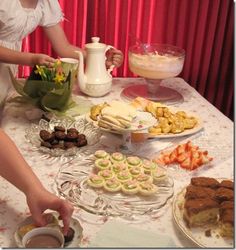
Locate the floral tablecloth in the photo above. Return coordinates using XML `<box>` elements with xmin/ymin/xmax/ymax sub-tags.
<box><xmin>0</xmin><ymin>77</ymin><xmax>234</xmax><ymax>248</ymax></box>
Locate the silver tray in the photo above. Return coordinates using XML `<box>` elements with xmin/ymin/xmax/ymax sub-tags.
<box><xmin>54</xmin><ymin>154</ymin><xmax>174</xmax><ymax>220</ymax></box>
<box><xmin>25</xmin><ymin>116</ymin><xmax>102</xmax><ymax>158</ymax></box>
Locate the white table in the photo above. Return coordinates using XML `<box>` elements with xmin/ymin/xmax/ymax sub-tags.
<box><xmin>0</xmin><ymin>77</ymin><xmax>234</xmax><ymax>248</ymax></box>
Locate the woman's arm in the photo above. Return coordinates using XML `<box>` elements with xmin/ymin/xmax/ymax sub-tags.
<box><xmin>0</xmin><ymin>129</ymin><xmax>73</xmax><ymax>234</ymax></box>
<box><xmin>43</xmin><ymin>24</ymin><xmax>85</xmax><ymax>59</ymax></box>
<box><xmin>43</xmin><ymin>24</ymin><xmax>124</xmax><ymax>67</ymax></box>
<box><xmin>0</xmin><ymin>45</ymin><xmax>56</xmax><ymax>66</ymax></box>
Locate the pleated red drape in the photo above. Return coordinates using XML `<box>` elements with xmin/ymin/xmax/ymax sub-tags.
<box><xmin>21</xmin><ymin>0</ymin><xmax>234</xmax><ymax>120</ymax></box>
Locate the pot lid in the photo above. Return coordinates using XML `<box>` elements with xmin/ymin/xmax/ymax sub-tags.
<box><xmin>85</xmin><ymin>37</ymin><xmax>106</xmax><ymax>50</ymax></box>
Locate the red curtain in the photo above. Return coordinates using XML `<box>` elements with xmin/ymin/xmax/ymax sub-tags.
<box><xmin>21</xmin><ymin>0</ymin><xmax>234</xmax><ymax>120</ymax></box>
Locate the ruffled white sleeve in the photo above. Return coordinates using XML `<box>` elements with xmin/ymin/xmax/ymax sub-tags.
<box><xmin>39</xmin><ymin>0</ymin><xmax>64</xmax><ymax>27</ymax></box>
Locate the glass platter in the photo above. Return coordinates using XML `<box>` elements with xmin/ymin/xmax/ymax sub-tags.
<box><xmin>150</xmin><ymin>131</ymin><xmax>233</xmax><ymax>179</ymax></box>
<box><xmin>25</xmin><ymin>116</ymin><xmax>102</xmax><ymax>158</ymax></box>
<box><xmin>54</xmin><ymin>154</ymin><xmax>174</xmax><ymax>220</ymax></box>
<box><xmin>87</xmin><ymin>103</ymin><xmax>203</xmax><ymax>139</ymax></box>
<box><xmin>172</xmin><ymin>182</ymin><xmax>234</xmax><ymax>248</ymax></box>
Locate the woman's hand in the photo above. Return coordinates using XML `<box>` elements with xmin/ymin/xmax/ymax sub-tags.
<box><xmin>26</xmin><ymin>187</ymin><xmax>74</xmax><ymax>235</ymax></box>
<box><xmin>106</xmin><ymin>48</ymin><xmax>124</xmax><ymax>68</ymax></box>
<box><xmin>31</xmin><ymin>53</ymin><xmax>56</xmax><ymax>67</ymax></box>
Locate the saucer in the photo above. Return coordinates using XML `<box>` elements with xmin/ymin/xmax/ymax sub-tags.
<box><xmin>14</xmin><ymin>212</ymin><xmax>83</xmax><ymax>248</ymax></box>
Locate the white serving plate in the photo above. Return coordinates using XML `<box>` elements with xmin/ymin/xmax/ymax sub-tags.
<box><xmin>172</xmin><ymin>186</ymin><xmax>234</xmax><ymax>248</ymax></box>
<box><xmin>86</xmin><ymin>110</ymin><xmax>156</xmax><ymax>134</ymax></box>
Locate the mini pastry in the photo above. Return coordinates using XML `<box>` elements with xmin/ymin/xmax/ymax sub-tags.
<box><xmin>104</xmin><ymin>178</ymin><xmax>122</xmax><ymax>192</ymax></box>
<box><xmin>112</xmin><ymin>162</ymin><xmax>128</xmax><ymax>173</ymax></box>
<box><xmin>142</xmin><ymin>159</ymin><xmax>157</xmax><ymax>174</ymax></box>
<box><xmin>129</xmin><ymin>166</ymin><xmax>144</xmax><ymax>177</ymax></box>
<box><xmin>87</xmin><ymin>174</ymin><xmax>105</xmax><ymax>188</ymax></box>
<box><xmin>64</xmin><ymin>227</ymin><xmax>75</xmax><ymax>244</ymax></box>
<box><xmin>98</xmin><ymin>169</ymin><xmax>114</xmax><ymax>180</ymax></box>
<box><xmin>121</xmin><ymin>180</ymin><xmax>139</xmax><ymax>195</ymax></box>
<box><xmin>139</xmin><ymin>181</ymin><xmax>157</xmax><ymax>196</ymax></box>
<box><xmin>66</xmin><ymin>132</ymin><xmax>78</xmax><ymax>142</ymax></box>
<box><xmin>54</xmin><ymin>126</ymin><xmax>66</xmax><ymax>132</ymax></box>
<box><xmin>110</xmin><ymin>152</ymin><xmax>126</xmax><ymax>163</ymax></box>
<box><xmin>64</xmin><ymin>141</ymin><xmax>76</xmax><ymax>149</ymax></box>
<box><xmin>39</xmin><ymin>130</ymin><xmax>55</xmax><ymax>142</ymax></box>
<box><xmin>77</xmin><ymin>133</ymin><xmax>86</xmax><ymax>141</ymax></box>
<box><xmin>116</xmin><ymin>170</ymin><xmax>132</xmax><ymax>183</ymax></box>
<box><xmin>41</xmin><ymin>141</ymin><xmax>52</xmax><ymax>149</ymax></box>
<box><xmin>151</xmin><ymin>167</ymin><xmax>167</xmax><ymax>183</ymax></box>
<box><xmin>95</xmin><ymin>158</ymin><xmax>112</xmax><ymax>170</ymax></box>
<box><xmin>126</xmin><ymin>156</ymin><xmax>142</xmax><ymax>167</ymax></box>
<box><xmin>67</xmin><ymin>128</ymin><xmax>79</xmax><ymax>134</ymax></box>
<box><xmin>135</xmin><ymin>173</ymin><xmax>153</xmax><ymax>183</ymax></box>
<box><xmin>77</xmin><ymin>138</ymin><xmax>87</xmax><ymax>147</ymax></box>
<box><xmin>54</xmin><ymin>131</ymin><xmax>66</xmax><ymax>140</ymax></box>
<box><xmin>94</xmin><ymin>150</ymin><xmax>110</xmax><ymax>159</ymax></box>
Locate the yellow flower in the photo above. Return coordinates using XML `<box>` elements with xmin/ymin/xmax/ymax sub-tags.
<box><xmin>55</xmin><ymin>59</ymin><xmax>61</xmax><ymax>66</ymax></box>
<box><xmin>34</xmin><ymin>65</ymin><xmax>47</xmax><ymax>79</ymax></box>
<box><xmin>53</xmin><ymin>72</ymin><xmax>65</xmax><ymax>84</ymax></box>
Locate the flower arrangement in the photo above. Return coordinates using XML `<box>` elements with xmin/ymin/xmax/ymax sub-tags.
<box><xmin>9</xmin><ymin>60</ymin><xmax>75</xmax><ymax>113</ymax></box>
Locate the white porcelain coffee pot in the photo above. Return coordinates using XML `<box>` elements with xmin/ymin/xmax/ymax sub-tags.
<box><xmin>76</xmin><ymin>37</ymin><xmax>114</xmax><ymax>97</ymax></box>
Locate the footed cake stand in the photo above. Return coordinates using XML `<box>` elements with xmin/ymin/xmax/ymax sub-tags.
<box><xmin>113</xmin><ymin>111</ymin><xmax>156</xmax><ymax>153</ymax></box>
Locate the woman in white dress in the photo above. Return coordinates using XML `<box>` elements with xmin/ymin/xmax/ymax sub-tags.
<box><xmin>0</xmin><ymin>0</ymin><xmax>123</xmax><ymax>105</ymax></box>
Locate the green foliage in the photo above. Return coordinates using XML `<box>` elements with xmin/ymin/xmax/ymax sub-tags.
<box><xmin>9</xmin><ymin>65</ymin><xmax>75</xmax><ymax>113</ymax></box>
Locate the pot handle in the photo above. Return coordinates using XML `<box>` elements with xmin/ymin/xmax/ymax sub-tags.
<box><xmin>105</xmin><ymin>45</ymin><xmax>115</xmax><ymax>74</ymax></box>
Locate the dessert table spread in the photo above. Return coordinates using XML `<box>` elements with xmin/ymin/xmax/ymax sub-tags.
<box><xmin>0</xmin><ymin>77</ymin><xmax>234</xmax><ymax>248</ymax></box>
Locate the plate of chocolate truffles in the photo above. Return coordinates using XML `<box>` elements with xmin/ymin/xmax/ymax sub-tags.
<box><xmin>25</xmin><ymin>116</ymin><xmax>102</xmax><ymax>157</ymax></box>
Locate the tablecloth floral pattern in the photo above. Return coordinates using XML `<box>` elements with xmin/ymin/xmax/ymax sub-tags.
<box><xmin>0</xmin><ymin>78</ymin><xmax>233</xmax><ymax>248</ymax></box>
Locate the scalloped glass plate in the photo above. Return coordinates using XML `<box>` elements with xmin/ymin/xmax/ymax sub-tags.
<box><xmin>150</xmin><ymin>131</ymin><xmax>233</xmax><ymax>179</ymax></box>
<box><xmin>173</xmin><ymin>182</ymin><xmax>234</xmax><ymax>248</ymax></box>
<box><xmin>54</xmin><ymin>154</ymin><xmax>174</xmax><ymax>221</ymax></box>
<box><xmin>25</xmin><ymin>116</ymin><xmax>102</xmax><ymax>157</ymax></box>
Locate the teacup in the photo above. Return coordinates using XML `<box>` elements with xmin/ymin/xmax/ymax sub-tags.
<box><xmin>22</xmin><ymin>227</ymin><xmax>64</xmax><ymax>248</ymax></box>
<box><xmin>60</xmin><ymin>58</ymin><xmax>79</xmax><ymax>85</ymax></box>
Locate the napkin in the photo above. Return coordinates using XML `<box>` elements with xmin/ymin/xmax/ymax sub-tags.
<box><xmin>89</xmin><ymin>220</ymin><xmax>176</xmax><ymax>248</ymax></box>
